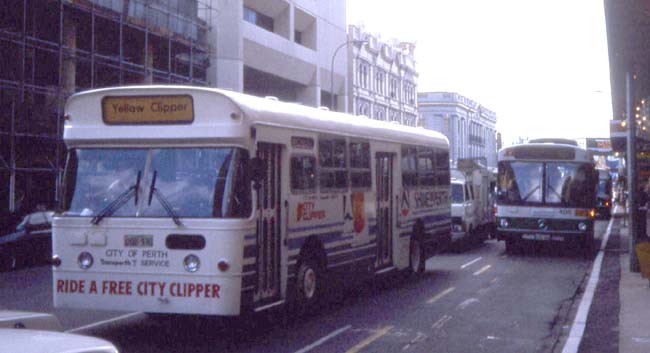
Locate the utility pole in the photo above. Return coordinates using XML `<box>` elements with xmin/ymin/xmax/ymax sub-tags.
<box><xmin>627</xmin><ymin>71</ymin><xmax>640</xmax><ymax>272</ymax></box>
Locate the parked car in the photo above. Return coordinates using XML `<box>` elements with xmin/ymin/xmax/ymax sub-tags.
<box><xmin>0</xmin><ymin>311</ymin><xmax>117</xmax><ymax>353</ymax></box>
<box><xmin>0</xmin><ymin>211</ymin><xmax>54</xmax><ymax>271</ymax></box>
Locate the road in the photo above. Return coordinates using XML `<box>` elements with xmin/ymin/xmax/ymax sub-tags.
<box><xmin>0</xmin><ymin>221</ymin><xmax>608</xmax><ymax>353</ymax></box>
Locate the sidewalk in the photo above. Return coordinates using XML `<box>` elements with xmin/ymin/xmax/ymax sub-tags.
<box><xmin>568</xmin><ymin>205</ymin><xmax>650</xmax><ymax>353</ymax></box>
<box><xmin>618</xmin><ymin>214</ymin><xmax>650</xmax><ymax>353</ymax></box>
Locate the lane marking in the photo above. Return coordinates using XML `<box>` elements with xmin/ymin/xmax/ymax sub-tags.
<box><xmin>294</xmin><ymin>325</ymin><xmax>352</xmax><ymax>353</ymax></box>
<box><xmin>461</xmin><ymin>257</ymin><xmax>483</xmax><ymax>269</ymax></box>
<box><xmin>426</xmin><ymin>287</ymin><xmax>455</xmax><ymax>304</ymax></box>
<box><xmin>65</xmin><ymin>312</ymin><xmax>143</xmax><ymax>333</ymax></box>
<box><xmin>561</xmin><ymin>217</ymin><xmax>614</xmax><ymax>353</ymax></box>
<box><xmin>431</xmin><ymin>314</ymin><xmax>452</xmax><ymax>330</ymax></box>
<box><xmin>345</xmin><ymin>325</ymin><xmax>393</xmax><ymax>353</ymax></box>
<box><xmin>456</xmin><ymin>297</ymin><xmax>479</xmax><ymax>310</ymax></box>
<box><xmin>473</xmin><ymin>265</ymin><xmax>491</xmax><ymax>276</ymax></box>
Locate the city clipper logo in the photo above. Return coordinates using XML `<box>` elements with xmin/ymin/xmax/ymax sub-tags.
<box><xmin>296</xmin><ymin>201</ymin><xmax>326</xmax><ymax>221</ymax></box>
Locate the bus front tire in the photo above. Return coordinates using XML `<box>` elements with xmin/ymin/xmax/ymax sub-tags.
<box><xmin>505</xmin><ymin>239</ymin><xmax>519</xmax><ymax>254</ymax></box>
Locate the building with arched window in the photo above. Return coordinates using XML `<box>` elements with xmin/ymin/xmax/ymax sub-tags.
<box><xmin>418</xmin><ymin>92</ymin><xmax>498</xmax><ymax>168</ymax></box>
<box><xmin>347</xmin><ymin>25</ymin><xmax>418</xmax><ymax>126</ymax></box>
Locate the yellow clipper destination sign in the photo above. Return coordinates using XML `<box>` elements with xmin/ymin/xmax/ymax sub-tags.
<box><xmin>102</xmin><ymin>95</ymin><xmax>194</xmax><ymax>124</ymax></box>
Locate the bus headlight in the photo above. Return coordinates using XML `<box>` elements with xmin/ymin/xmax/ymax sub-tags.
<box><xmin>183</xmin><ymin>254</ymin><xmax>200</xmax><ymax>273</ymax></box>
<box><xmin>452</xmin><ymin>224</ymin><xmax>463</xmax><ymax>232</ymax></box>
<box><xmin>499</xmin><ymin>218</ymin><xmax>509</xmax><ymax>228</ymax></box>
<box><xmin>77</xmin><ymin>252</ymin><xmax>94</xmax><ymax>270</ymax></box>
<box><xmin>578</xmin><ymin>222</ymin><xmax>588</xmax><ymax>232</ymax></box>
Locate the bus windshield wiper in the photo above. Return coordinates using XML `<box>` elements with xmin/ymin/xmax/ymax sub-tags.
<box><xmin>147</xmin><ymin>170</ymin><xmax>183</xmax><ymax>226</ymax></box>
<box><xmin>91</xmin><ymin>171</ymin><xmax>141</xmax><ymax>225</ymax></box>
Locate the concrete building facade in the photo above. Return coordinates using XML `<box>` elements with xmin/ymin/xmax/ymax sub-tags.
<box><xmin>213</xmin><ymin>0</ymin><xmax>347</xmax><ymax>110</ymax></box>
<box><xmin>418</xmin><ymin>92</ymin><xmax>498</xmax><ymax>168</ymax></box>
<box><xmin>347</xmin><ymin>25</ymin><xmax>418</xmax><ymax>126</ymax></box>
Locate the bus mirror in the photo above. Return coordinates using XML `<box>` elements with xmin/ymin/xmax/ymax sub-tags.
<box><xmin>249</xmin><ymin>157</ymin><xmax>267</xmax><ymax>184</ymax></box>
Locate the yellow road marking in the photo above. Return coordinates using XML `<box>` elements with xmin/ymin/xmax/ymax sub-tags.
<box><xmin>426</xmin><ymin>287</ymin><xmax>455</xmax><ymax>304</ymax></box>
<box><xmin>345</xmin><ymin>325</ymin><xmax>393</xmax><ymax>353</ymax></box>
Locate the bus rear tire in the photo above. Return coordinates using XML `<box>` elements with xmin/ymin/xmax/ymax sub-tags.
<box><xmin>295</xmin><ymin>257</ymin><xmax>323</xmax><ymax>313</ymax></box>
<box><xmin>408</xmin><ymin>236</ymin><xmax>425</xmax><ymax>275</ymax></box>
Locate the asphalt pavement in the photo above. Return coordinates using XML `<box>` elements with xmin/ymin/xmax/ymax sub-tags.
<box><xmin>0</xmin><ymin>222</ymin><xmax>609</xmax><ymax>353</ymax></box>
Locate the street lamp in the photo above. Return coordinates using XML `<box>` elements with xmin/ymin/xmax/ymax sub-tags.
<box><xmin>330</xmin><ymin>39</ymin><xmax>367</xmax><ymax>111</ymax></box>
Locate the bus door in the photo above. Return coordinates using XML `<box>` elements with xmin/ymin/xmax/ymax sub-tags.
<box><xmin>255</xmin><ymin>143</ymin><xmax>283</xmax><ymax>303</ymax></box>
<box><xmin>375</xmin><ymin>153</ymin><xmax>394</xmax><ymax>269</ymax></box>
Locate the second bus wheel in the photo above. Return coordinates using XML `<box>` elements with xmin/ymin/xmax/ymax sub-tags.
<box><xmin>408</xmin><ymin>236</ymin><xmax>425</xmax><ymax>274</ymax></box>
<box><xmin>295</xmin><ymin>257</ymin><xmax>323</xmax><ymax>312</ymax></box>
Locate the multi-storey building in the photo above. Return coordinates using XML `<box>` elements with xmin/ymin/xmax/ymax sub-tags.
<box><xmin>1</xmin><ymin>0</ymin><xmax>215</xmax><ymax>227</ymax></box>
<box><xmin>347</xmin><ymin>25</ymin><xmax>418</xmax><ymax>126</ymax></box>
<box><xmin>418</xmin><ymin>92</ymin><xmax>498</xmax><ymax>168</ymax></box>
<box><xmin>214</xmin><ymin>0</ymin><xmax>347</xmax><ymax>109</ymax></box>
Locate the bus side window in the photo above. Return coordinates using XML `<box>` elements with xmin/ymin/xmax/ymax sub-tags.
<box><xmin>401</xmin><ymin>145</ymin><xmax>418</xmax><ymax>187</ymax></box>
<box><xmin>349</xmin><ymin>141</ymin><xmax>371</xmax><ymax>189</ymax></box>
<box><xmin>319</xmin><ymin>138</ymin><xmax>348</xmax><ymax>190</ymax></box>
<box><xmin>417</xmin><ymin>147</ymin><xmax>435</xmax><ymax>187</ymax></box>
<box><xmin>434</xmin><ymin>148</ymin><xmax>450</xmax><ymax>186</ymax></box>
<box><xmin>291</xmin><ymin>155</ymin><xmax>316</xmax><ymax>193</ymax></box>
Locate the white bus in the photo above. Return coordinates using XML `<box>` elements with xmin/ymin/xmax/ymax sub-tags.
<box><xmin>495</xmin><ymin>141</ymin><xmax>597</xmax><ymax>256</ymax></box>
<box><xmin>52</xmin><ymin>86</ymin><xmax>451</xmax><ymax>316</ymax></box>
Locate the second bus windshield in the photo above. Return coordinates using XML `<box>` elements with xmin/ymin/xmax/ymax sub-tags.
<box><xmin>498</xmin><ymin>161</ymin><xmax>595</xmax><ymax>207</ymax></box>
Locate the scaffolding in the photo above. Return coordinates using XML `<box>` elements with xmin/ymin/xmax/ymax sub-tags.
<box><xmin>0</xmin><ymin>0</ymin><xmax>215</xmax><ymax>227</ymax></box>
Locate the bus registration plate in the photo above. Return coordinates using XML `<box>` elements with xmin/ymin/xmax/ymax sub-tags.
<box><xmin>522</xmin><ymin>233</ymin><xmax>551</xmax><ymax>241</ymax></box>
<box><xmin>124</xmin><ymin>234</ymin><xmax>153</xmax><ymax>247</ymax></box>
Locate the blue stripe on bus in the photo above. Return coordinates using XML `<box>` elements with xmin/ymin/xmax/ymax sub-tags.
<box><xmin>243</xmin><ymin>263</ymin><xmax>257</xmax><ymax>273</ymax></box>
<box><xmin>244</xmin><ymin>234</ymin><xmax>256</xmax><ymax>241</ymax></box>
<box><xmin>287</xmin><ymin>222</ymin><xmax>344</xmax><ymax>234</ymax></box>
<box><xmin>328</xmin><ymin>246</ymin><xmax>375</xmax><ymax>267</ymax></box>
<box><xmin>326</xmin><ymin>243</ymin><xmax>353</xmax><ymax>254</ymax></box>
<box><xmin>287</xmin><ymin>231</ymin><xmax>353</xmax><ymax>250</ymax></box>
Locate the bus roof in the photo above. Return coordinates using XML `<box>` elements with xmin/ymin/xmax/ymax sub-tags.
<box><xmin>498</xmin><ymin>143</ymin><xmax>593</xmax><ymax>162</ymax></box>
<box><xmin>64</xmin><ymin>86</ymin><xmax>449</xmax><ymax>149</ymax></box>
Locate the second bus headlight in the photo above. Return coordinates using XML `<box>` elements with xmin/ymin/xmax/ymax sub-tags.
<box><xmin>578</xmin><ymin>222</ymin><xmax>588</xmax><ymax>232</ymax></box>
<box><xmin>499</xmin><ymin>218</ymin><xmax>509</xmax><ymax>228</ymax></box>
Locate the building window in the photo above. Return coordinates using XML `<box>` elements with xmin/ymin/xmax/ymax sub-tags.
<box><xmin>294</xmin><ymin>30</ymin><xmax>303</xmax><ymax>45</ymax></box>
<box><xmin>243</xmin><ymin>6</ymin><xmax>274</xmax><ymax>32</ymax></box>
<box><xmin>357</xmin><ymin>61</ymin><xmax>369</xmax><ymax>89</ymax></box>
<box><xmin>357</xmin><ymin>99</ymin><xmax>370</xmax><ymax>116</ymax></box>
<box><xmin>375</xmin><ymin>70</ymin><xmax>385</xmax><ymax>95</ymax></box>
<box><xmin>389</xmin><ymin>77</ymin><xmax>398</xmax><ymax>99</ymax></box>
<box><xmin>374</xmin><ymin>105</ymin><xmax>386</xmax><ymax>121</ymax></box>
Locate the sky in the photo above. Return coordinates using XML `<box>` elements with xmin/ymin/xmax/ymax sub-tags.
<box><xmin>346</xmin><ymin>0</ymin><xmax>613</xmax><ymax>145</ymax></box>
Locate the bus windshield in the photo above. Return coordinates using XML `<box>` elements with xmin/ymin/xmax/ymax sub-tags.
<box><xmin>498</xmin><ymin>161</ymin><xmax>595</xmax><ymax>207</ymax></box>
<box><xmin>63</xmin><ymin>147</ymin><xmax>251</xmax><ymax>218</ymax></box>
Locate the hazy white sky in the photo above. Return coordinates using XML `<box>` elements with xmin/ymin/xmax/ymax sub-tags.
<box><xmin>346</xmin><ymin>0</ymin><xmax>613</xmax><ymax>145</ymax></box>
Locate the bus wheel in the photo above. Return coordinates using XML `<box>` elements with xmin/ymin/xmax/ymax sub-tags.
<box><xmin>296</xmin><ymin>258</ymin><xmax>322</xmax><ymax>312</ymax></box>
<box><xmin>408</xmin><ymin>236</ymin><xmax>425</xmax><ymax>274</ymax></box>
